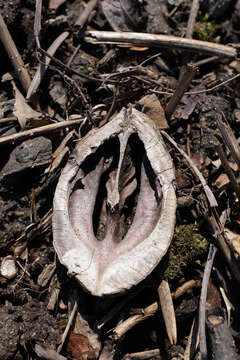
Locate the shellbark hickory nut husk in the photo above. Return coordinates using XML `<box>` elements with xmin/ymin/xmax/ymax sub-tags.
<box><xmin>53</xmin><ymin>108</ymin><xmax>176</xmax><ymax>296</ymax></box>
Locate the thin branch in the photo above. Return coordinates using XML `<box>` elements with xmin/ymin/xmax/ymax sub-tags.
<box><xmin>179</xmin><ymin>0</ymin><xmax>199</xmax><ymax>77</ymax></box>
<box><xmin>216</xmin><ymin>143</ymin><xmax>240</xmax><ymax>202</ymax></box>
<box><xmin>151</xmin><ymin>72</ymin><xmax>240</xmax><ymax>96</ymax></box>
<box><xmin>28</xmin><ymin>0</ymin><xmax>97</xmax><ymax>98</ymax></box>
<box><xmin>0</xmin><ymin>13</ymin><xmax>31</xmax><ymax>94</ymax></box>
<box><xmin>54</xmin><ymin>68</ymin><xmax>92</xmax><ymax>124</ymax></box>
<box><xmin>199</xmin><ymin>244</ymin><xmax>217</xmax><ymax>360</ymax></box>
<box><xmin>113</xmin><ymin>281</ymin><xmax>198</xmax><ymax>340</ymax></box>
<box><xmin>161</xmin><ymin>131</ymin><xmax>218</xmax><ymax>207</ymax></box>
<box><xmin>0</xmin><ymin>117</ymin><xmax>85</xmax><ymax>147</ymax></box>
<box><xmin>186</xmin><ymin>0</ymin><xmax>199</xmax><ymax>39</ymax></box>
<box><xmin>37</xmin><ymin>47</ymin><xmax>121</xmax><ymax>85</ymax></box>
<box><xmin>216</xmin><ymin>112</ymin><xmax>240</xmax><ymax>170</ymax></box>
<box><xmin>194</xmin><ymin>55</ymin><xmax>218</xmax><ymax>67</ymax></box>
<box><xmin>0</xmin><ymin>117</ymin><xmax>18</xmax><ymax>125</ymax></box>
<box><xmin>27</xmin><ymin>32</ymin><xmax>69</xmax><ymax>99</ymax></box>
<box><xmin>75</xmin><ymin>0</ymin><xmax>98</xmax><ymax>27</ymax></box>
<box><xmin>158</xmin><ymin>280</ymin><xmax>177</xmax><ymax>345</ymax></box>
<box><xmin>84</xmin><ymin>31</ymin><xmax>237</xmax><ymax>58</ymax></box>
<box><xmin>122</xmin><ymin>349</ymin><xmax>161</xmax><ymax>360</ymax></box>
<box><xmin>34</xmin><ymin>0</ymin><xmax>42</xmax><ymax>48</ymax></box>
<box><xmin>165</xmin><ymin>63</ymin><xmax>198</xmax><ymax>120</ymax></box>
<box><xmin>207</xmin><ymin>208</ymin><xmax>240</xmax><ymax>285</ymax></box>
<box><xmin>57</xmin><ymin>300</ymin><xmax>78</xmax><ymax>353</ymax></box>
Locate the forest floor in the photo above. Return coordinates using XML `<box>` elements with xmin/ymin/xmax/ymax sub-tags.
<box><xmin>1</xmin><ymin>0</ymin><xmax>240</xmax><ymax>359</ymax></box>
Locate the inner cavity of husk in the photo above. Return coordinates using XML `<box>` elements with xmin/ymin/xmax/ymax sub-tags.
<box><xmin>68</xmin><ymin>133</ymin><xmax>162</xmax><ymax>267</ymax></box>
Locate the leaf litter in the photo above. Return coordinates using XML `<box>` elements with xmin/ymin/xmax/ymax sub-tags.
<box><xmin>0</xmin><ymin>0</ymin><xmax>240</xmax><ymax>359</ymax></box>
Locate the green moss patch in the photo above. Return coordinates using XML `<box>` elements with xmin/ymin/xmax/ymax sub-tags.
<box><xmin>164</xmin><ymin>224</ymin><xmax>209</xmax><ymax>282</ymax></box>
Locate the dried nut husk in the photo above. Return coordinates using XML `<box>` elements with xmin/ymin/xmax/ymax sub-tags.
<box><xmin>1</xmin><ymin>256</ymin><xmax>17</xmax><ymax>279</ymax></box>
<box><xmin>53</xmin><ymin>108</ymin><xmax>176</xmax><ymax>296</ymax></box>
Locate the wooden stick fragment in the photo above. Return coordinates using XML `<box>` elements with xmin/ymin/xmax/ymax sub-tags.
<box><xmin>216</xmin><ymin>113</ymin><xmax>240</xmax><ymax>170</ymax></box>
<box><xmin>57</xmin><ymin>300</ymin><xmax>78</xmax><ymax>353</ymax></box>
<box><xmin>158</xmin><ymin>280</ymin><xmax>177</xmax><ymax>345</ymax></box>
<box><xmin>122</xmin><ymin>349</ymin><xmax>161</xmax><ymax>360</ymax></box>
<box><xmin>161</xmin><ymin>131</ymin><xmax>218</xmax><ymax>207</ymax></box>
<box><xmin>27</xmin><ymin>32</ymin><xmax>69</xmax><ymax>99</ymax></box>
<box><xmin>0</xmin><ymin>117</ymin><xmax>85</xmax><ymax>147</ymax></box>
<box><xmin>113</xmin><ymin>303</ymin><xmax>158</xmax><ymax>340</ymax></box>
<box><xmin>216</xmin><ymin>143</ymin><xmax>240</xmax><ymax>202</ymax></box>
<box><xmin>113</xmin><ymin>280</ymin><xmax>198</xmax><ymax>340</ymax></box>
<box><xmin>0</xmin><ymin>117</ymin><xmax>18</xmax><ymax>125</ymax></box>
<box><xmin>84</xmin><ymin>31</ymin><xmax>237</xmax><ymax>58</ymax></box>
<box><xmin>28</xmin><ymin>0</ymin><xmax>98</xmax><ymax>98</ymax></box>
<box><xmin>184</xmin><ymin>317</ymin><xmax>199</xmax><ymax>360</ymax></box>
<box><xmin>199</xmin><ymin>244</ymin><xmax>217</xmax><ymax>360</ymax></box>
<box><xmin>165</xmin><ymin>63</ymin><xmax>198</xmax><ymax>120</ymax></box>
<box><xmin>75</xmin><ymin>0</ymin><xmax>98</xmax><ymax>27</ymax></box>
<box><xmin>207</xmin><ymin>208</ymin><xmax>240</xmax><ymax>285</ymax></box>
<box><xmin>0</xmin><ymin>13</ymin><xmax>31</xmax><ymax>94</ymax></box>
<box><xmin>34</xmin><ymin>0</ymin><xmax>42</xmax><ymax>48</ymax></box>
<box><xmin>172</xmin><ymin>279</ymin><xmax>198</xmax><ymax>299</ymax></box>
<box><xmin>185</xmin><ymin>0</ymin><xmax>199</xmax><ymax>39</ymax></box>
<box><xmin>179</xmin><ymin>0</ymin><xmax>199</xmax><ymax>77</ymax></box>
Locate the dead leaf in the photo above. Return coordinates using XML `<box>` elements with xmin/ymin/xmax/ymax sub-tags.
<box><xmin>102</xmin><ymin>0</ymin><xmax>140</xmax><ymax>32</ymax></box>
<box><xmin>175</xmin><ymin>84</ymin><xmax>206</xmax><ymax>120</ymax></box>
<box><xmin>139</xmin><ymin>94</ymin><xmax>169</xmax><ymax>129</ymax></box>
<box><xmin>12</xmin><ymin>82</ymin><xmax>41</xmax><ymax>128</ymax></box>
<box><xmin>66</xmin><ymin>333</ymin><xmax>96</xmax><ymax>360</ymax></box>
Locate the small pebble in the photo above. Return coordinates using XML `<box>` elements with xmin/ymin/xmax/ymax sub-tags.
<box><xmin>0</xmin><ymin>256</ymin><xmax>17</xmax><ymax>279</ymax></box>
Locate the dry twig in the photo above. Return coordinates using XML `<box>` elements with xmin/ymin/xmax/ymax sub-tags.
<box><xmin>34</xmin><ymin>0</ymin><xmax>42</xmax><ymax>48</ymax></box>
<box><xmin>216</xmin><ymin>143</ymin><xmax>240</xmax><ymax>202</ymax></box>
<box><xmin>28</xmin><ymin>0</ymin><xmax>98</xmax><ymax>99</ymax></box>
<box><xmin>158</xmin><ymin>280</ymin><xmax>177</xmax><ymax>345</ymax></box>
<box><xmin>165</xmin><ymin>63</ymin><xmax>198</xmax><ymax>120</ymax></box>
<box><xmin>75</xmin><ymin>0</ymin><xmax>98</xmax><ymax>27</ymax></box>
<box><xmin>122</xmin><ymin>349</ymin><xmax>161</xmax><ymax>360</ymax></box>
<box><xmin>199</xmin><ymin>244</ymin><xmax>217</xmax><ymax>360</ymax></box>
<box><xmin>185</xmin><ymin>0</ymin><xmax>199</xmax><ymax>39</ymax></box>
<box><xmin>84</xmin><ymin>31</ymin><xmax>237</xmax><ymax>58</ymax></box>
<box><xmin>113</xmin><ymin>280</ymin><xmax>198</xmax><ymax>340</ymax></box>
<box><xmin>161</xmin><ymin>131</ymin><xmax>218</xmax><ymax>207</ymax></box>
<box><xmin>0</xmin><ymin>13</ymin><xmax>31</xmax><ymax>93</ymax></box>
<box><xmin>0</xmin><ymin>117</ymin><xmax>85</xmax><ymax>147</ymax></box>
<box><xmin>207</xmin><ymin>209</ymin><xmax>240</xmax><ymax>285</ymax></box>
<box><xmin>216</xmin><ymin>112</ymin><xmax>240</xmax><ymax>170</ymax></box>
<box><xmin>27</xmin><ymin>32</ymin><xmax>69</xmax><ymax>99</ymax></box>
